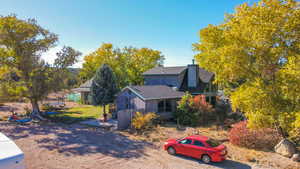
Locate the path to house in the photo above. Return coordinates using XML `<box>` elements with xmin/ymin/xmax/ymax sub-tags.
<box><xmin>0</xmin><ymin>122</ymin><xmax>289</xmax><ymax>169</ymax></box>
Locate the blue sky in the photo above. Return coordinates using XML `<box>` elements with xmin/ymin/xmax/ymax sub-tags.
<box><xmin>1</xmin><ymin>0</ymin><xmax>256</xmax><ymax>67</ymax></box>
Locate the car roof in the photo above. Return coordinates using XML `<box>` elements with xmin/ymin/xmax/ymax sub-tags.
<box><xmin>186</xmin><ymin>135</ymin><xmax>209</xmax><ymax>141</ymax></box>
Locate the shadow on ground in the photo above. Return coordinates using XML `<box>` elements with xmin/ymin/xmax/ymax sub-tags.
<box><xmin>173</xmin><ymin>154</ymin><xmax>252</xmax><ymax>169</ymax></box>
<box><xmin>0</xmin><ymin>122</ymin><xmax>152</xmax><ymax>159</ymax></box>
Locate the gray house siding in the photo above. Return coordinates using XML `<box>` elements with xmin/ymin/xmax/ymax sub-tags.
<box><xmin>145</xmin><ymin>100</ymin><xmax>158</xmax><ymax>112</ymax></box>
<box><xmin>117</xmin><ymin>89</ymin><xmax>181</xmax><ymax>129</ymax></box>
<box><xmin>144</xmin><ymin>75</ymin><xmax>184</xmax><ymax>88</ymax></box>
<box><xmin>117</xmin><ymin>89</ymin><xmax>180</xmax><ymax>114</ymax></box>
<box><xmin>133</xmin><ymin>96</ymin><xmax>146</xmax><ymax>111</ymax></box>
<box><xmin>116</xmin><ymin>89</ymin><xmax>146</xmax><ymax>112</ymax></box>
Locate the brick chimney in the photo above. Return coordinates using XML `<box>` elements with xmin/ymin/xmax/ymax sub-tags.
<box><xmin>187</xmin><ymin>59</ymin><xmax>199</xmax><ymax>88</ymax></box>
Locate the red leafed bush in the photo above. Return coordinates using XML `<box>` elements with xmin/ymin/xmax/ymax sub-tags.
<box><xmin>229</xmin><ymin>121</ymin><xmax>282</xmax><ymax>151</ymax></box>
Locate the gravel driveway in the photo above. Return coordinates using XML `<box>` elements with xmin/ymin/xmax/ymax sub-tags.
<box><xmin>0</xmin><ymin>122</ymin><xmax>282</xmax><ymax>169</ymax></box>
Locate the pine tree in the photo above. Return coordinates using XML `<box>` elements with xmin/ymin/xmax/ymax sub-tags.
<box><xmin>90</xmin><ymin>64</ymin><xmax>118</xmax><ymax>121</ymax></box>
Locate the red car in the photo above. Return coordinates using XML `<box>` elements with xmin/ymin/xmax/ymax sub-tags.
<box><xmin>163</xmin><ymin>135</ymin><xmax>227</xmax><ymax>163</ymax></box>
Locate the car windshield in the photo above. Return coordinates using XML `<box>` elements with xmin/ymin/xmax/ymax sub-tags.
<box><xmin>206</xmin><ymin>139</ymin><xmax>221</xmax><ymax>147</ymax></box>
<box><xmin>176</xmin><ymin>138</ymin><xmax>183</xmax><ymax>141</ymax></box>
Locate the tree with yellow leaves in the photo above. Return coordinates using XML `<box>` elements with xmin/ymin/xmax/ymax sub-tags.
<box><xmin>0</xmin><ymin>15</ymin><xmax>81</xmax><ymax>116</ymax></box>
<box><xmin>193</xmin><ymin>0</ymin><xmax>300</xmax><ymax>140</ymax></box>
<box><xmin>80</xmin><ymin>43</ymin><xmax>164</xmax><ymax>88</ymax></box>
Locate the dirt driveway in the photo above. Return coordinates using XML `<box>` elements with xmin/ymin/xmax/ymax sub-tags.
<box><xmin>0</xmin><ymin>122</ymin><xmax>291</xmax><ymax>169</ymax></box>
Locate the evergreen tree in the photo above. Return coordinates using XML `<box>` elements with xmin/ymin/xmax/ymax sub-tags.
<box><xmin>91</xmin><ymin>64</ymin><xmax>118</xmax><ymax>120</ymax></box>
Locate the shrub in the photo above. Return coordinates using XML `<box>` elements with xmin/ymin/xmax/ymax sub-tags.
<box><xmin>132</xmin><ymin>112</ymin><xmax>157</xmax><ymax>132</ymax></box>
<box><xmin>174</xmin><ymin>93</ymin><xmax>199</xmax><ymax>126</ymax></box>
<box><xmin>229</xmin><ymin>121</ymin><xmax>282</xmax><ymax>151</ymax></box>
<box><xmin>193</xmin><ymin>95</ymin><xmax>214</xmax><ymax>125</ymax></box>
<box><xmin>214</xmin><ymin>101</ymin><xmax>231</xmax><ymax>124</ymax></box>
<box><xmin>289</xmin><ymin>113</ymin><xmax>300</xmax><ymax>145</ymax></box>
<box><xmin>227</xmin><ymin>111</ymin><xmax>245</xmax><ymax>122</ymax></box>
<box><xmin>175</xmin><ymin>93</ymin><xmax>218</xmax><ymax>126</ymax></box>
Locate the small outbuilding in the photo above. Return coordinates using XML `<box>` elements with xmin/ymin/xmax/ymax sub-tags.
<box><xmin>72</xmin><ymin>79</ymin><xmax>92</xmax><ymax>104</ymax></box>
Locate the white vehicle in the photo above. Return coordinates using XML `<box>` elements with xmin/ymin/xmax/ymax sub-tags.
<box><xmin>0</xmin><ymin>132</ymin><xmax>25</xmax><ymax>169</ymax></box>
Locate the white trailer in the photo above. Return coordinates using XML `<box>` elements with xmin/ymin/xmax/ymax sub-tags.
<box><xmin>0</xmin><ymin>132</ymin><xmax>25</xmax><ymax>169</ymax></box>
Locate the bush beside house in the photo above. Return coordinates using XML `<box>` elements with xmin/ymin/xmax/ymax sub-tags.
<box><xmin>132</xmin><ymin>112</ymin><xmax>157</xmax><ymax>133</ymax></box>
<box><xmin>174</xmin><ymin>92</ymin><xmax>231</xmax><ymax>127</ymax></box>
<box><xmin>174</xmin><ymin>93</ymin><xmax>199</xmax><ymax>126</ymax></box>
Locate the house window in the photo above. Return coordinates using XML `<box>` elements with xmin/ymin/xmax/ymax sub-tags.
<box><xmin>166</xmin><ymin>100</ymin><xmax>172</xmax><ymax>112</ymax></box>
<box><xmin>158</xmin><ymin>101</ymin><xmax>164</xmax><ymax>112</ymax></box>
<box><xmin>125</xmin><ymin>97</ymin><xmax>130</xmax><ymax>109</ymax></box>
<box><xmin>158</xmin><ymin>99</ymin><xmax>172</xmax><ymax>112</ymax></box>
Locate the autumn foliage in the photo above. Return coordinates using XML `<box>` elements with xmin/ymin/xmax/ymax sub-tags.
<box><xmin>132</xmin><ymin>112</ymin><xmax>157</xmax><ymax>132</ymax></box>
<box><xmin>229</xmin><ymin>121</ymin><xmax>282</xmax><ymax>151</ymax></box>
<box><xmin>174</xmin><ymin>93</ymin><xmax>215</xmax><ymax>126</ymax></box>
<box><xmin>194</xmin><ymin>0</ymin><xmax>300</xmax><ymax>141</ymax></box>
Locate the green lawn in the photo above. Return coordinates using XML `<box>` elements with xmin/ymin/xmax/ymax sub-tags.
<box><xmin>48</xmin><ymin>105</ymin><xmax>104</xmax><ymax>123</ymax></box>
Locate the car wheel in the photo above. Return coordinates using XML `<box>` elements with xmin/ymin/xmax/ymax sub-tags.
<box><xmin>201</xmin><ymin>154</ymin><xmax>211</xmax><ymax>164</ymax></box>
<box><xmin>167</xmin><ymin>147</ymin><xmax>176</xmax><ymax>155</ymax></box>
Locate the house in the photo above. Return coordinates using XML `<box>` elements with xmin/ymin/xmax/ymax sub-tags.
<box><xmin>116</xmin><ymin>85</ymin><xmax>185</xmax><ymax>119</ymax></box>
<box><xmin>116</xmin><ymin>62</ymin><xmax>217</xmax><ymax>128</ymax></box>
<box><xmin>72</xmin><ymin>79</ymin><xmax>92</xmax><ymax>104</ymax></box>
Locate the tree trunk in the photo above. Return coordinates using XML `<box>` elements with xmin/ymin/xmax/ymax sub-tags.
<box><xmin>31</xmin><ymin>99</ymin><xmax>40</xmax><ymax>114</ymax></box>
<box><xmin>103</xmin><ymin>105</ymin><xmax>107</xmax><ymax>122</ymax></box>
<box><xmin>277</xmin><ymin>125</ymin><xmax>287</xmax><ymax>139</ymax></box>
<box><xmin>103</xmin><ymin>105</ymin><xmax>106</xmax><ymax>115</ymax></box>
<box><xmin>30</xmin><ymin>99</ymin><xmax>46</xmax><ymax>120</ymax></box>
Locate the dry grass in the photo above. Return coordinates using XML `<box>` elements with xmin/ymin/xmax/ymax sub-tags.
<box><xmin>124</xmin><ymin>123</ymin><xmax>299</xmax><ymax>169</ymax></box>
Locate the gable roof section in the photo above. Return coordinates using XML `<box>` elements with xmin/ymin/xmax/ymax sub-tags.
<box><xmin>80</xmin><ymin>79</ymin><xmax>93</xmax><ymax>88</ymax></box>
<box><xmin>143</xmin><ymin>66</ymin><xmax>214</xmax><ymax>83</ymax></box>
<box><xmin>198</xmin><ymin>67</ymin><xmax>214</xmax><ymax>83</ymax></box>
<box><xmin>125</xmin><ymin>85</ymin><xmax>185</xmax><ymax>100</ymax></box>
<box><xmin>143</xmin><ymin>66</ymin><xmax>186</xmax><ymax>76</ymax></box>
<box><xmin>72</xmin><ymin>79</ymin><xmax>93</xmax><ymax>92</ymax></box>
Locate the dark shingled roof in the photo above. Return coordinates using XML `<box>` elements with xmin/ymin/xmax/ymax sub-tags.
<box><xmin>198</xmin><ymin>67</ymin><xmax>214</xmax><ymax>83</ymax></box>
<box><xmin>127</xmin><ymin>85</ymin><xmax>184</xmax><ymax>100</ymax></box>
<box><xmin>143</xmin><ymin>66</ymin><xmax>214</xmax><ymax>83</ymax></box>
<box><xmin>143</xmin><ymin>66</ymin><xmax>186</xmax><ymax>75</ymax></box>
